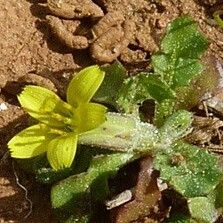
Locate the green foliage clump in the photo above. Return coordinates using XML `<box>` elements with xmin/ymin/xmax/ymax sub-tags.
<box><xmin>117</xmin><ymin>16</ymin><xmax>216</xmax><ymax>127</ymax></box>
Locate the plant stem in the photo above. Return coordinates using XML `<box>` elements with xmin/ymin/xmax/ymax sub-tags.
<box><xmin>78</xmin><ymin>112</ymin><xmax>159</xmax><ymax>154</ymax></box>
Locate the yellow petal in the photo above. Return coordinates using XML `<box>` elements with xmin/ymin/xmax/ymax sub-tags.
<box><xmin>8</xmin><ymin>124</ymin><xmax>57</xmax><ymax>158</ymax></box>
<box><xmin>72</xmin><ymin>102</ymin><xmax>107</xmax><ymax>133</ymax></box>
<box><xmin>47</xmin><ymin>134</ymin><xmax>78</xmax><ymax>170</ymax></box>
<box><xmin>18</xmin><ymin>85</ymin><xmax>73</xmax><ymax>127</ymax></box>
<box><xmin>67</xmin><ymin>65</ymin><xmax>105</xmax><ymax>107</ymax></box>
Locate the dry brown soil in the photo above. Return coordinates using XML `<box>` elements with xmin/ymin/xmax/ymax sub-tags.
<box><xmin>1</xmin><ymin>0</ymin><xmax>223</xmax><ymax>222</ymax></box>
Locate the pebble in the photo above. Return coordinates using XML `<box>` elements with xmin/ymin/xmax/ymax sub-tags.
<box><xmin>0</xmin><ymin>103</ymin><xmax>8</xmax><ymax>111</ymax></box>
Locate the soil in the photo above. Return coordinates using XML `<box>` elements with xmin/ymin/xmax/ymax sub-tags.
<box><xmin>1</xmin><ymin>0</ymin><xmax>223</xmax><ymax>222</ymax></box>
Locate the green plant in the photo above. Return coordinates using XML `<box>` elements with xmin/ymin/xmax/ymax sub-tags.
<box><xmin>117</xmin><ymin>16</ymin><xmax>212</xmax><ymax>126</ymax></box>
<box><xmin>7</xmin><ymin>16</ymin><xmax>223</xmax><ymax>222</ymax></box>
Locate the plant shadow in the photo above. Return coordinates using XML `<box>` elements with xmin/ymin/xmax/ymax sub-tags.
<box><xmin>0</xmin><ymin>109</ymin><xmax>57</xmax><ymax>223</ymax></box>
<box><xmin>0</xmin><ymin>157</ymin><xmax>58</xmax><ymax>223</ymax></box>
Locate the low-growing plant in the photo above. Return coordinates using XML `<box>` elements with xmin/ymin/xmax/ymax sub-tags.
<box><xmin>7</xmin><ymin>16</ymin><xmax>223</xmax><ymax>222</ymax></box>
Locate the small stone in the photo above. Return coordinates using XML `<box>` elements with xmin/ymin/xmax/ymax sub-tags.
<box><xmin>0</xmin><ymin>103</ymin><xmax>8</xmax><ymax>111</ymax></box>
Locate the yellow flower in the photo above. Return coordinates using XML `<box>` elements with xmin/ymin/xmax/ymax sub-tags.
<box><xmin>8</xmin><ymin>66</ymin><xmax>107</xmax><ymax>170</ymax></box>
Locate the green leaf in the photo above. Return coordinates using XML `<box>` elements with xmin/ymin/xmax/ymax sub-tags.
<box><xmin>34</xmin><ymin>146</ymin><xmax>100</xmax><ymax>184</ymax></box>
<box><xmin>36</xmin><ymin>167</ymin><xmax>73</xmax><ymax>184</ymax></box>
<box><xmin>188</xmin><ymin>197</ymin><xmax>218</xmax><ymax>223</ymax></box>
<box><xmin>67</xmin><ymin>65</ymin><xmax>105</xmax><ymax>107</ymax></box>
<box><xmin>116</xmin><ymin>72</ymin><xmax>175</xmax><ymax>114</ymax></box>
<box><xmin>51</xmin><ymin>153</ymin><xmax>135</xmax><ymax>222</ymax></box>
<box><xmin>151</xmin><ymin>53</ymin><xmax>170</xmax><ymax>80</ymax></box>
<box><xmin>47</xmin><ymin>134</ymin><xmax>78</xmax><ymax>170</ymax></box>
<box><xmin>151</xmin><ymin>16</ymin><xmax>209</xmax><ymax>125</ymax></box>
<box><xmin>161</xmin><ymin>16</ymin><xmax>208</xmax><ymax>58</ymax></box>
<box><xmin>152</xmin><ymin>54</ymin><xmax>204</xmax><ymax>88</ymax></box>
<box><xmin>93</xmin><ymin>61</ymin><xmax>126</xmax><ymax>108</ymax></box>
<box><xmin>213</xmin><ymin>181</ymin><xmax>223</xmax><ymax>208</ymax></box>
<box><xmin>174</xmin><ymin>56</ymin><xmax>220</xmax><ymax>110</ymax></box>
<box><xmin>8</xmin><ymin>124</ymin><xmax>58</xmax><ymax>158</ymax></box>
<box><xmin>116</xmin><ymin>74</ymin><xmax>150</xmax><ymax>114</ymax></box>
<box><xmin>154</xmin><ymin>142</ymin><xmax>222</xmax><ymax>198</ymax></box>
<box><xmin>154</xmin><ymin>99</ymin><xmax>176</xmax><ymax>127</ymax></box>
<box><xmin>158</xmin><ymin>110</ymin><xmax>193</xmax><ymax>144</ymax></box>
<box><xmin>141</xmin><ymin>74</ymin><xmax>175</xmax><ymax>103</ymax></box>
<box><xmin>172</xmin><ymin>58</ymin><xmax>203</xmax><ymax>87</ymax></box>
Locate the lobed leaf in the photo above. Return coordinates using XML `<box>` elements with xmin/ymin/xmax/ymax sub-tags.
<box><xmin>154</xmin><ymin>142</ymin><xmax>222</xmax><ymax>198</ymax></box>
<box><xmin>154</xmin><ymin>99</ymin><xmax>176</xmax><ymax>127</ymax></box>
<box><xmin>141</xmin><ymin>74</ymin><xmax>175</xmax><ymax>103</ymax></box>
<box><xmin>152</xmin><ymin>52</ymin><xmax>204</xmax><ymax>89</ymax></box>
<box><xmin>116</xmin><ymin>73</ymin><xmax>175</xmax><ymax>114</ymax></box>
<box><xmin>161</xmin><ymin>16</ymin><xmax>208</xmax><ymax>59</ymax></box>
<box><xmin>172</xmin><ymin>58</ymin><xmax>203</xmax><ymax>87</ymax></box>
<box><xmin>151</xmin><ymin>16</ymin><xmax>209</xmax><ymax>126</ymax></box>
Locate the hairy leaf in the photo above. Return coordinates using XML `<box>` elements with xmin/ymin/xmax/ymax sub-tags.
<box><xmin>93</xmin><ymin>61</ymin><xmax>126</xmax><ymax>108</ymax></box>
<box><xmin>151</xmin><ymin>16</ymin><xmax>209</xmax><ymax>126</ymax></box>
<box><xmin>116</xmin><ymin>74</ymin><xmax>151</xmax><ymax>114</ymax></box>
<box><xmin>154</xmin><ymin>142</ymin><xmax>222</xmax><ymax>198</ymax></box>
<box><xmin>117</xmin><ymin>73</ymin><xmax>175</xmax><ymax>114</ymax></box>
<box><xmin>142</xmin><ymin>74</ymin><xmax>175</xmax><ymax>102</ymax></box>
<box><xmin>161</xmin><ymin>16</ymin><xmax>208</xmax><ymax>59</ymax></box>
<box><xmin>188</xmin><ymin>197</ymin><xmax>218</xmax><ymax>223</ymax></box>
<box><xmin>51</xmin><ymin>153</ymin><xmax>135</xmax><ymax>222</ymax></box>
<box><xmin>79</xmin><ymin>112</ymin><xmax>159</xmax><ymax>153</ymax></box>
<box><xmin>154</xmin><ymin>99</ymin><xmax>175</xmax><ymax>127</ymax></box>
<box><xmin>158</xmin><ymin>110</ymin><xmax>193</xmax><ymax>145</ymax></box>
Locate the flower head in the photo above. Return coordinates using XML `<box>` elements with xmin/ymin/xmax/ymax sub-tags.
<box><xmin>8</xmin><ymin>65</ymin><xmax>107</xmax><ymax>170</ymax></box>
